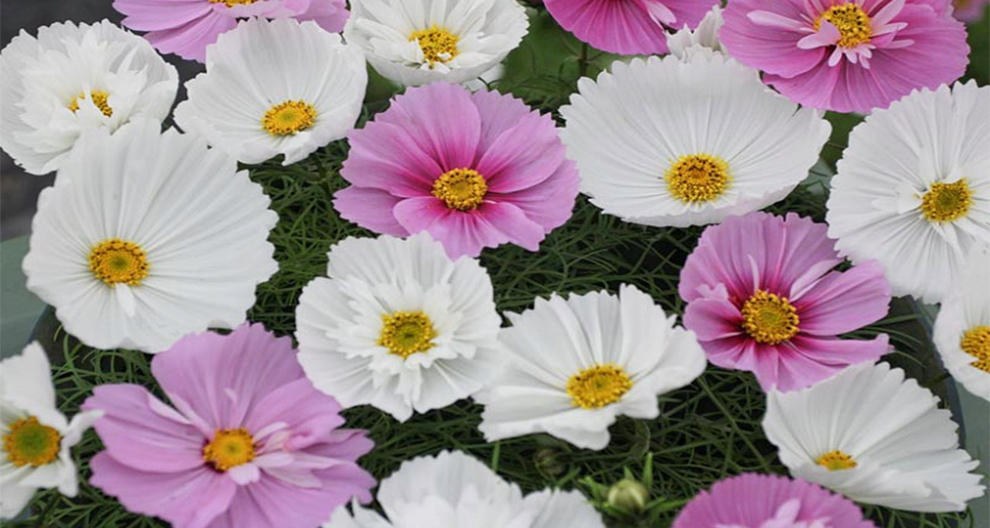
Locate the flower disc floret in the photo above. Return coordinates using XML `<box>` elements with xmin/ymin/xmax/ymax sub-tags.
<box><xmin>432</xmin><ymin>168</ymin><xmax>488</xmax><ymax>211</ymax></box>
<box><xmin>262</xmin><ymin>100</ymin><xmax>317</xmax><ymax>136</ymax></box>
<box><xmin>379</xmin><ymin>311</ymin><xmax>438</xmax><ymax>359</ymax></box>
<box><xmin>566</xmin><ymin>363</ymin><xmax>634</xmax><ymax>409</ymax></box>
<box><xmin>88</xmin><ymin>238</ymin><xmax>150</xmax><ymax>286</ymax></box>
<box><xmin>665</xmin><ymin>153</ymin><xmax>731</xmax><ymax>203</ymax></box>
<box><xmin>3</xmin><ymin>417</ymin><xmax>61</xmax><ymax>467</ymax></box>
<box><xmin>815</xmin><ymin>4</ymin><xmax>873</xmax><ymax>48</ymax></box>
<box><xmin>817</xmin><ymin>450</ymin><xmax>858</xmax><ymax>471</ymax></box>
<box><xmin>68</xmin><ymin>90</ymin><xmax>113</xmax><ymax>117</ymax></box>
<box><xmin>740</xmin><ymin>290</ymin><xmax>801</xmax><ymax>345</ymax></box>
<box><xmin>410</xmin><ymin>26</ymin><xmax>459</xmax><ymax>66</ymax></box>
<box><xmin>920</xmin><ymin>179</ymin><xmax>973</xmax><ymax>223</ymax></box>
<box><xmin>961</xmin><ymin>326</ymin><xmax>990</xmax><ymax>373</ymax></box>
<box><xmin>202</xmin><ymin>428</ymin><xmax>256</xmax><ymax>471</ymax></box>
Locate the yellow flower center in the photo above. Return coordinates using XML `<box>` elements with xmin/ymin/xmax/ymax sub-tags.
<box><xmin>203</xmin><ymin>428</ymin><xmax>256</xmax><ymax>471</ymax></box>
<box><xmin>816</xmin><ymin>450</ymin><xmax>858</xmax><ymax>471</ymax></box>
<box><xmin>262</xmin><ymin>100</ymin><xmax>317</xmax><ymax>136</ymax></box>
<box><xmin>961</xmin><ymin>325</ymin><xmax>990</xmax><ymax>373</ymax></box>
<box><xmin>920</xmin><ymin>179</ymin><xmax>973</xmax><ymax>223</ymax></box>
<box><xmin>3</xmin><ymin>416</ymin><xmax>61</xmax><ymax>467</ymax></box>
<box><xmin>815</xmin><ymin>3</ymin><xmax>873</xmax><ymax>48</ymax></box>
<box><xmin>566</xmin><ymin>364</ymin><xmax>634</xmax><ymax>409</ymax></box>
<box><xmin>208</xmin><ymin>0</ymin><xmax>260</xmax><ymax>6</ymax></box>
<box><xmin>432</xmin><ymin>168</ymin><xmax>488</xmax><ymax>211</ymax></box>
<box><xmin>378</xmin><ymin>311</ymin><xmax>438</xmax><ymax>359</ymax></box>
<box><xmin>68</xmin><ymin>90</ymin><xmax>113</xmax><ymax>117</ymax></box>
<box><xmin>740</xmin><ymin>290</ymin><xmax>801</xmax><ymax>345</ymax></box>
<box><xmin>665</xmin><ymin>153</ymin><xmax>731</xmax><ymax>203</ymax></box>
<box><xmin>88</xmin><ymin>238</ymin><xmax>150</xmax><ymax>286</ymax></box>
<box><xmin>409</xmin><ymin>26</ymin><xmax>459</xmax><ymax>66</ymax></box>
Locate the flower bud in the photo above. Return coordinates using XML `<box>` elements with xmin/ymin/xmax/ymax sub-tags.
<box><xmin>607</xmin><ymin>478</ymin><xmax>649</xmax><ymax>513</ymax></box>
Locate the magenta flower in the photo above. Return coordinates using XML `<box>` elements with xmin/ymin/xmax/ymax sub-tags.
<box><xmin>720</xmin><ymin>0</ymin><xmax>969</xmax><ymax>113</ymax></box>
<box><xmin>113</xmin><ymin>0</ymin><xmax>349</xmax><ymax>62</ymax></box>
<box><xmin>334</xmin><ymin>83</ymin><xmax>579</xmax><ymax>259</ymax></box>
<box><xmin>954</xmin><ymin>0</ymin><xmax>989</xmax><ymax>21</ymax></box>
<box><xmin>679</xmin><ymin>212</ymin><xmax>892</xmax><ymax>392</ymax></box>
<box><xmin>545</xmin><ymin>0</ymin><xmax>718</xmax><ymax>55</ymax></box>
<box><xmin>672</xmin><ymin>474</ymin><xmax>877</xmax><ymax>528</ymax></box>
<box><xmin>82</xmin><ymin>323</ymin><xmax>375</xmax><ymax>528</ymax></box>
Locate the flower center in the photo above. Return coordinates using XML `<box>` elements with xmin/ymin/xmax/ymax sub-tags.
<box><xmin>665</xmin><ymin>153</ymin><xmax>731</xmax><ymax>203</ymax></box>
<box><xmin>3</xmin><ymin>416</ymin><xmax>61</xmax><ymax>467</ymax></box>
<box><xmin>409</xmin><ymin>26</ymin><xmax>459</xmax><ymax>66</ymax></box>
<box><xmin>203</xmin><ymin>428</ymin><xmax>256</xmax><ymax>471</ymax></box>
<box><xmin>961</xmin><ymin>325</ymin><xmax>990</xmax><ymax>373</ymax></box>
<box><xmin>432</xmin><ymin>168</ymin><xmax>488</xmax><ymax>211</ymax></box>
<box><xmin>68</xmin><ymin>90</ymin><xmax>113</xmax><ymax>117</ymax></box>
<box><xmin>208</xmin><ymin>0</ymin><xmax>260</xmax><ymax>6</ymax></box>
<box><xmin>566</xmin><ymin>364</ymin><xmax>634</xmax><ymax>409</ymax></box>
<box><xmin>262</xmin><ymin>100</ymin><xmax>317</xmax><ymax>136</ymax></box>
<box><xmin>816</xmin><ymin>450</ymin><xmax>858</xmax><ymax>471</ymax></box>
<box><xmin>379</xmin><ymin>311</ymin><xmax>437</xmax><ymax>359</ymax></box>
<box><xmin>920</xmin><ymin>179</ymin><xmax>973</xmax><ymax>223</ymax></box>
<box><xmin>740</xmin><ymin>290</ymin><xmax>801</xmax><ymax>345</ymax></box>
<box><xmin>89</xmin><ymin>238</ymin><xmax>150</xmax><ymax>286</ymax></box>
<box><xmin>815</xmin><ymin>3</ymin><xmax>873</xmax><ymax>48</ymax></box>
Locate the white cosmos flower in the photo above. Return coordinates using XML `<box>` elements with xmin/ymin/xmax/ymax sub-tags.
<box><xmin>174</xmin><ymin>18</ymin><xmax>367</xmax><ymax>166</ymax></box>
<box><xmin>296</xmin><ymin>233</ymin><xmax>503</xmax><ymax>422</ymax></box>
<box><xmin>23</xmin><ymin>120</ymin><xmax>279</xmax><ymax>353</ymax></box>
<box><xmin>934</xmin><ymin>248</ymin><xmax>990</xmax><ymax>402</ymax></box>
<box><xmin>477</xmin><ymin>285</ymin><xmax>707</xmax><ymax>450</ymax></box>
<box><xmin>324</xmin><ymin>450</ymin><xmax>605</xmax><ymax>528</ymax></box>
<box><xmin>559</xmin><ymin>54</ymin><xmax>830</xmax><ymax>228</ymax></box>
<box><xmin>343</xmin><ymin>0</ymin><xmax>528</xmax><ymax>87</ymax></box>
<box><xmin>0</xmin><ymin>20</ymin><xmax>177</xmax><ymax>175</ymax></box>
<box><xmin>1</xmin><ymin>342</ymin><xmax>102</xmax><ymax>519</ymax></box>
<box><xmin>826</xmin><ymin>81</ymin><xmax>990</xmax><ymax>304</ymax></box>
<box><xmin>763</xmin><ymin>362</ymin><xmax>986</xmax><ymax>513</ymax></box>
<box><xmin>666</xmin><ymin>5</ymin><xmax>724</xmax><ymax>59</ymax></box>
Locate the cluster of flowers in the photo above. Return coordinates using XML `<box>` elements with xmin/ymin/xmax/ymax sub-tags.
<box><xmin>1</xmin><ymin>0</ymin><xmax>988</xmax><ymax>526</ymax></box>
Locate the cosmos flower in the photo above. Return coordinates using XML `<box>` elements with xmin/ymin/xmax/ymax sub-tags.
<box><xmin>112</xmin><ymin>0</ymin><xmax>349</xmax><ymax>62</ymax></box>
<box><xmin>560</xmin><ymin>54</ymin><xmax>830</xmax><ymax>228</ymax></box>
<box><xmin>23</xmin><ymin>120</ymin><xmax>278</xmax><ymax>353</ymax></box>
<box><xmin>680</xmin><ymin>212</ymin><xmax>893</xmax><ymax>392</ymax></box>
<box><xmin>934</xmin><ymin>248</ymin><xmax>990</xmax><ymax>401</ymax></box>
<box><xmin>720</xmin><ymin>0</ymin><xmax>969</xmax><ymax>113</ymax></box>
<box><xmin>826</xmin><ymin>81</ymin><xmax>989</xmax><ymax>303</ymax></box>
<box><xmin>0</xmin><ymin>20</ymin><xmax>177</xmax><ymax>175</ymax></box>
<box><xmin>671</xmin><ymin>473</ymin><xmax>876</xmax><ymax>528</ymax></box>
<box><xmin>343</xmin><ymin>0</ymin><xmax>528</xmax><ymax>87</ymax></box>
<box><xmin>1</xmin><ymin>343</ymin><xmax>102</xmax><ymax>519</ymax></box>
<box><xmin>296</xmin><ymin>233</ymin><xmax>503</xmax><ymax>422</ymax></box>
<box><xmin>666</xmin><ymin>5</ymin><xmax>725</xmax><ymax>59</ymax></box>
<box><xmin>83</xmin><ymin>324</ymin><xmax>376</xmax><ymax>528</ymax></box>
<box><xmin>544</xmin><ymin>0</ymin><xmax>718</xmax><ymax>55</ymax></box>
<box><xmin>334</xmin><ymin>82</ymin><xmax>579</xmax><ymax>258</ymax></box>
<box><xmin>763</xmin><ymin>361</ymin><xmax>986</xmax><ymax>512</ymax></box>
<box><xmin>174</xmin><ymin>18</ymin><xmax>367</xmax><ymax>166</ymax></box>
<box><xmin>324</xmin><ymin>450</ymin><xmax>605</xmax><ymax>528</ymax></box>
<box><xmin>478</xmin><ymin>285</ymin><xmax>707</xmax><ymax>450</ymax></box>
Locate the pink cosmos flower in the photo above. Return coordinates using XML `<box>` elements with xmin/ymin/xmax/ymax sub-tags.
<box><xmin>679</xmin><ymin>212</ymin><xmax>892</xmax><ymax>392</ymax></box>
<box><xmin>82</xmin><ymin>323</ymin><xmax>375</xmax><ymax>528</ymax></box>
<box><xmin>545</xmin><ymin>0</ymin><xmax>719</xmax><ymax>55</ymax></box>
<box><xmin>334</xmin><ymin>83</ymin><xmax>579</xmax><ymax>259</ymax></box>
<box><xmin>719</xmin><ymin>0</ymin><xmax>969</xmax><ymax>113</ymax></box>
<box><xmin>113</xmin><ymin>0</ymin><xmax>349</xmax><ymax>62</ymax></box>
<box><xmin>672</xmin><ymin>474</ymin><xmax>877</xmax><ymax>528</ymax></box>
<box><xmin>954</xmin><ymin>0</ymin><xmax>989</xmax><ymax>21</ymax></box>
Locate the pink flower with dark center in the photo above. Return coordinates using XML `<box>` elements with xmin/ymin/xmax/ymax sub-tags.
<box><xmin>82</xmin><ymin>323</ymin><xmax>375</xmax><ymax>528</ymax></box>
<box><xmin>545</xmin><ymin>0</ymin><xmax>719</xmax><ymax>55</ymax></box>
<box><xmin>112</xmin><ymin>0</ymin><xmax>349</xmax><ymax>62</ymax></box>
<box><xmin>679</xmin><ymin>212</ymin><xmax>893</xmax><ymax>392</ymax></box>
<box><xmin>720</xmin><ymin>0</ymin><xmax>969</xmax><ymax>113</ymax></box>
<box><xmin>672</xmin><ymin>474</ymin><xmax>877</xmax><ymax>528</ymax></box>
<box><xmin>334</xmin><ymin>82</ymin><xmax>579</xmax><ymax>259</ymax></box>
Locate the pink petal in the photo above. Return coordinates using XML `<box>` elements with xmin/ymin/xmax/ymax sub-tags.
<box><xmin>683</xmin><ymin>297</ymin><xmax>745</xmax><ymax>342</ymax></box>
<box><xmin>487</xmin><ymin>159</ymin><xmax>579</xmax><ymax>235</ymax></box>
<box><xmin>721</xmin><ymin>0</ymin><xmax>826</xmax><ymax>78</ymax></box>
<box><xmin>544</xmin><ymin>0</ymin><xmax>685</xmax><ymax>55</ymax></box>
<box><xmin>470</xmin><ymin>89</ymin><xmax>536</xmax><ymax>153</ymax></box>
<box><xmin>473</xmin><ymin>111</ymin><xmax>566</xmax><ymax>194</ymax></box>
<box><xmin>795</xmin><ymin>260</ymin><xmax>892</xmax><ymax>336</ymax></box>
<box><xmin>294</xmin><ymin>0</ymin><xmax>350</xmax><ymax>32</ymax></box>
<box><xmin>341</xmin><ymin>121</ymin><xmax>443</xmax><ymax>196</ymax></box>
<box><xmin>332</xmin><ymin>187</ymin><xmax>409</xmax><ymax>237</ymax></box>
<box><xmin>141</xmin><ymin>11</ymin><xmax>237</xmax><ymax>62</ymax></box>
<box><xmin>113</xmin><ymin>0</ymin><xmax>213</xmax><ymax>32</ymax></box>
<box><xmin>246</xmin><ymin>379</ymin><xmax>345</xmax><ymax>451</ymax></box>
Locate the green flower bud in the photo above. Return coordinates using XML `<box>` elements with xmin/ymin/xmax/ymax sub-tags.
<box><xmin>607</xmin><ymin>478</ymin><xmax>649</xmax><ymax>513</ymax></box>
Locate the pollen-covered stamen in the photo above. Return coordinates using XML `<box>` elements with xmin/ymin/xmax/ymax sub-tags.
<box><xmin>816</xmin><ymin>450</ymin><xmax>858</xmax><ymax>471</ymax></box>
<box><xmin>69</xmin><ymin>90</ymin><xmax>113</xmax><ymax>117</ymax></box>
<box><xmin>961</xmin><ymin>325</ymin><xmax>990</xmax><ymax>373</ymax></box>
<box><xmin>566</xmin><ymin>364</ymin><xmax>634</xmax><ymax>409</ymax></box>
<box><xmin>432</xmin><ymin>168</ymin><xmax>488</xmax><ymax>211</ymax></box>
<box><xmin>379</xmin><ymin>311</ymin><xmax>438</xmax><ymax>359</ymax></box>
<box><xmin>3</xmin><ymin>416</ymin><xmax>62</xmax><ymax>467</ymax></box>
<box><xmin>262</xmin><ymin>100</ymin><xmax>317</xmax><ymax>136</ymax></box>
<box><xmin>410</xmin><ymin>26</ymin><xmax>459</xmax><ymax>66</ymax></box>
<box><xmin>741</xmin><ymin>290</ymin><xmax>801</xmax><ymax>345</ymax></box>
<box><xmin>208</xmin><ymin>0</ymin><xmax>260</xmax><ymax>6</ymax></box>
<box><xmin>203</xmin><ymin>428</ymin><xmax>256</xmax><ymax>471</ymax></box>
<box><xmin>815</xmin><ymin>3</ymin><xmax>873</xmax><ymax>48</ymax></box>
<box><xmin>665</xmin><ymin>153</ymin><xmax>731</xmax><ymax>203</ymax></box>
<box><xmin>89</xmin><ymin>238</ymin><xmax>150</xmax><ymax>286</ymax></box>
<box><xmin>920</xmin><ymin>179</ymin><xmax>973</xmax><ymax>223</ymax></box>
